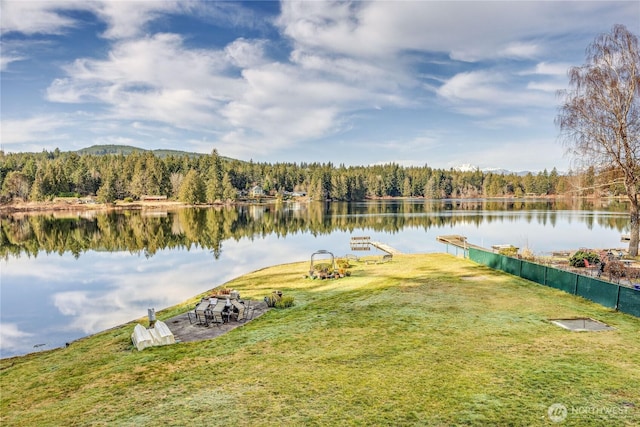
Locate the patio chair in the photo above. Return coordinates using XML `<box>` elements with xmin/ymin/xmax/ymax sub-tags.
<box><xmin>230</xmin><ymin>299</ymin><xmax>246</xmax><ymax>322</ymax></box>
<box><xmin>204</xmin><ymin>308</ymin><xmax>223</xmax><ymax>326</ymax></box>
<box><xmin>209</xmin><ymin>299</ymin><xmax>227</xmax><ymax>324</ymax></box>
<box><xmin>192</xmin><ymin>300</ymin><xmax>211</xmax><ymax>325</ymax></box>
<box><xmin>187</xmin><ymin>309</ymin><xmax>198</xmax><ymax>325</ymax></box>
<box><xmin>243</xmin><ymin>300</ymin><xmax>256</xmax><ymax>321</ymax></box>
<box><xmin>584</xmin><ymin>259</ymin><xmax>599</xmax><ymax>276</ymax></box>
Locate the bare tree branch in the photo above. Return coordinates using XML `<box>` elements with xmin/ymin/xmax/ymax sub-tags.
<box><xmin>557</xmin><ymin>24</ymin><xmax>640</xmax><ymax>255</ymax></box>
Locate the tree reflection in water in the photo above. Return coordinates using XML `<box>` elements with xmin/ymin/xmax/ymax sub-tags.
<box><xmin>0</xmin><ymin>199</ymin><xmax>629</xmax><ymax>260</ymax></box>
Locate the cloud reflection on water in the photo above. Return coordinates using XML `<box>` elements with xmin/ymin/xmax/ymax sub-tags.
<box><xmin>1</xmin><ymin>235</ymin><xmax>328</xmax><ymax>357</ymax></box>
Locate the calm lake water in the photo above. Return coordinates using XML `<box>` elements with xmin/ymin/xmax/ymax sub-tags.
<box><xmin>0</xmin><ymin>199</ymin><xmax>631</xmax><ymax>358</ymax></box>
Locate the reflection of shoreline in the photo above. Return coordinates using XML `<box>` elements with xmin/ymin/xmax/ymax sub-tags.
<box><xmin>1</xmin><ymin>200</ymin><xmax>631</xmax><ymax>261</ymax></box>
<box><xmin>0</xmin><ymin>197</ymin><xmax>310</xmax><ymax>216</ymax></box>
<box><xmin>0</xmin><ymin>195</ymin><xmax>625</xmax><ymax>217</ymax></box>
<box><xmin>1</xmin><ymin>200</ymin><xmax>190</xmax><ymax>216</ymax></box>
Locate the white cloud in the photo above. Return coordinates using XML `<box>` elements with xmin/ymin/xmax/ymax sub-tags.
<box><xmin>0</xmin><ymin>50</ymin><xmax>26</xmax><ymax>71</ymax></box>
<box><xmin>272</xmin><ymin>1</ymin><xmax>622</xmax><ymax>139</ymax></box>
<box><xmin>39</xmin><ymin>29</ymin><xmax>411</xmax><ymax>154</ymax></box>
<box><xmin>218</xmin><ymin>55</ymin><xmax>415</xmax><ymax>150</ymax></box>
<box><xmin>517</xmin><ymin>62</ymin><xmax>572</xmax><ymax>94</ymax></box>
<box><xmin>437</xmin><ymin>70</ymin><xmax>552</xmax><ymax>116</ymax></box>
<box><xmin>0</xmin><ymin>39</ymin><xmax>39</xmax><ymax>71</ymax></box>
<box><xmin>0</xmin><ymin>0</ymin><xmax>186</xmax><ymax>40</ymax></box>
<box><xmin>93</xmin><ymin>0</ymin><xmax>184</xmax><ymax>39</ymax></box>
<box><xmin>223</xmin><ymin>99</ymin><xmax>338</xmax><ymax>147</ymax></box>
<box><xmin>438</xmin><ymin>71</ymin><xmax>501</xmax><ymax>104</ymax></box>
<box><xmin>290</xmin><ymin>50</ymin><xmax>415</xmax><ymax>103</ymax></box>
<box><xmin>277</xmin><ymin>1</ymin><xmax>637</xmax><ymax>62</ymax></box>
<box><xmin>531</xmin><ymin>62</ymin><xmax>573</xmax><ymax>76</ymax></box>
<box><xmin>0</xmin><ymin>1</ymin><xmax>80</xmax><ymax>35</ymax></box>
<box><xmin>46</xmin><ymin>33</ymin><xmax>239</xmax><ymax>129</ymax></box>
<box><xmin>0</xmin><ymin>323</ymin><xmax>34</xmax><ymax>355</ymax></box>
<box><xmin>225</xmin><ymin>38</ymin><xmax>268</xmax><ymax>68</ymax></box>
<box><xmin>498</xmin><ymin>42</ymin><xmax>541</xmax><ymax>59</ymax></box>
<box><xmin>0</xmin><ymin>115</ymin><xmax>73</xmax><ymax>145</ymax></box>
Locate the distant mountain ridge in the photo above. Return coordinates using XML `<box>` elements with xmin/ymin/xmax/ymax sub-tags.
<box><xmin>75</xmin><ymin>144</ymin><xmax>206</xmax><ymax>159</ymax></box>
<box><xmin>455</xmin><ymin>163</ymin><xmax>552</xmax><ymax>176</ymax></box>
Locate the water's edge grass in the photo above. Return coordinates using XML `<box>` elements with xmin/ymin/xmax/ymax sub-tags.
<box><xmin>1</xmin><ymin>254</ymin><xmax>639</xmax><ymax>426</ymax></box>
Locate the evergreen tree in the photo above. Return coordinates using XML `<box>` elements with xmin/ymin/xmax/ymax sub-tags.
<box><xmin>96</xmin><ymin>172</ymin><xmax>117</xmax><ymax>203</ymax></box>
<box><xmin>179</xmin><ymin>169</ymin><xmax>205</xmax><ymax>204</ymax></box>
<box><xmin>206</xmin><ymin>149</ymin><xmax>223</xmax><ymax>203</ymax></box>
<box><xmin>222</xmin><ymin>173</ymin><xmax>237</xmax><ymax>202</ymax></box>
<box><xmin>402</xmin><ymin>176</ymin><xmax>412</xmax><ymax>197</ymax></box>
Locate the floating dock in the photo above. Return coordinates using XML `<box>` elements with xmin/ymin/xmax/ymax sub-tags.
<box><xmin>350</xmin><ymin>236</ymin><xmax>402</xmax><ymax>254</ymax></box>
<box><xmin>436</xmin><ymin>235</ymin><xmax>484</xmax><ymax>250</ymax></box>
<box><xmin>370</xmin><ymin>241</ymin><xmax>402</xmax><ymax>255</ymax></box>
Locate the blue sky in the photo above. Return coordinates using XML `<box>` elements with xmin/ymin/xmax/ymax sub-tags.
<box><xmin>1</xmin><ymin>1</ymin><xmax>639</xmax><ymax>172</ymax></box>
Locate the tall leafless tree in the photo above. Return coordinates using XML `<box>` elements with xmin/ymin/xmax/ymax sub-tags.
<box><xmin>557</xmin><ymin>24</ymin><xmax>640</xmax><ymax>255</ymax></box>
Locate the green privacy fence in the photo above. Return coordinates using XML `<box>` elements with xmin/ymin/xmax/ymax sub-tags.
<box><xmin>468</xmin><ymin>247</ymin><xmax>640</xmax><ymax>317</ymax></box>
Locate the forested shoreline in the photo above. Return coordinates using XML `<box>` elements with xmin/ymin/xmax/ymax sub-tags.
<box><xmin>0</xmin><ymin>147</ymin><xmax>623</xmax><ymax>205</ymax></box>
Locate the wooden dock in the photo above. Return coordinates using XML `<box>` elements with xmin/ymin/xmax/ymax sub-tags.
<box><xmin>436</xmin><ymin>235</ymin><xmax>484</xmax><ymax>251</ymax></box>
<box><xmin>350</xmin><ymin>236</ymin><xmax>401</xmax><ymax>254</ymax></box>
<box><xmin>370</xmin><ymin>241</ymin><xmax>402</xmax><ymax>255</ymax></box>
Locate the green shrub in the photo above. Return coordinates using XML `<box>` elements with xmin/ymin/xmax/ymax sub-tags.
<box><xmin>264</xmin><ymin>291</ymin><xmax>283</xmax><ymax>307</ymax></box>
<box><xmin>336</xmin><ymin>258</ymin><xmax>350</xmax><ymax>269</ymax></box>
<box><xmin>569</xmin><ymin>250</ymin><xmax>600</xmax><ymax>267</ymax></box>
<box><xmin>275</xmin><ymin>295</ymin><xmax>295</xmax><ymax>309</ymax></box>
<box><xmin>498</xmin><ymin>246</ymin><xmax>518</xmax><ymax>257</ymax></box>
<box><xmin>313</xmin><ymin>263</ymin><xmax>333</xmax><ymax>272</ymax></box>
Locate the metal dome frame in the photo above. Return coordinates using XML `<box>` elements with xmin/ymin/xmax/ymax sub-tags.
<box><xmin>309</xmin><ymin>249</ymin><xmax>336</xmax><ymax>278</ymax></box>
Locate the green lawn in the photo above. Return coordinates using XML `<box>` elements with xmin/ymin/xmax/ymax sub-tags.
<box><xmin>1</xmin><ymin>254</ymin><xmax>639</xmax><ymax>426</ymax></box>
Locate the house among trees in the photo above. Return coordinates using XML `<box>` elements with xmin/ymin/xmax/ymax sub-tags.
<box><xmin>250</xmin><ymin>185</ymin><xmax>264</xmax><ymax>197</ymax></box>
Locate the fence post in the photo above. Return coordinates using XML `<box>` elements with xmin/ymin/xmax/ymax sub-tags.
<box><xmin>518</xmin><ymin>259</ymin><xmax>522</xmax><ymax>277</ymax></box>
<box><xmin>615</xmin><ymin>285</ymin><xmax>621</xmax><ymax>311</ymax></box>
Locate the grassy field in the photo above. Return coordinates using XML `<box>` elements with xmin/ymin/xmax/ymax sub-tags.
<box><xmin>1</xmin><ymin>254</ymin><xmax>639</xmax><ymax>426</ymax></box>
